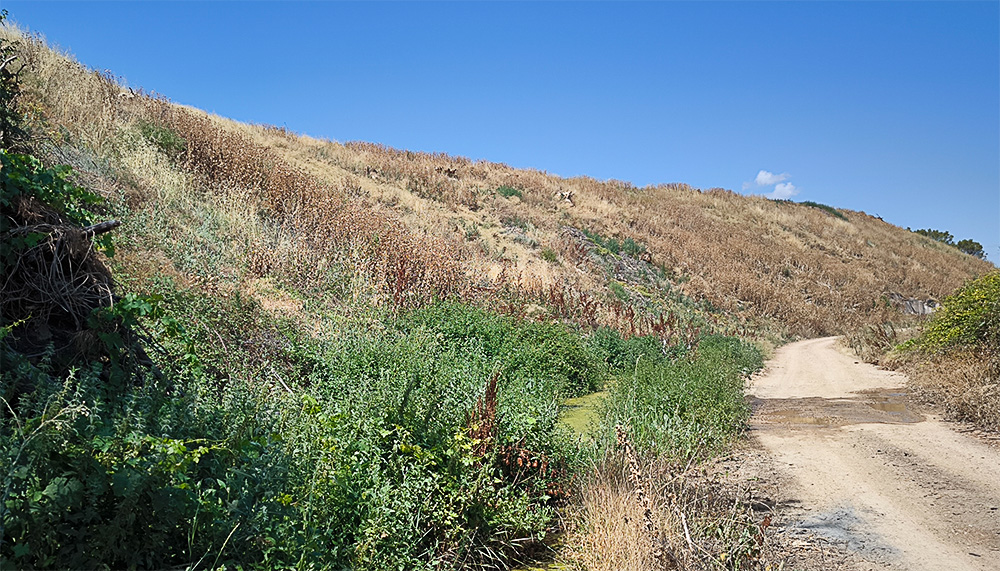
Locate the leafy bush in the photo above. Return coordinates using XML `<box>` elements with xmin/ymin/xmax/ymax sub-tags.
<box><xmin>540</xmin><ymin>247</ymin><xmax>558</xmax><ymax>263</ymax></box>
<box><xmin>397</xmin><ymin>302</ymin><xmax>602</xmax><ymax>398</ymax></box>
<box><xmin>912</xmin><ymin>228</ymin><xmax>955</xmax><ymax>244</ymax></box>
<box><xmin>0</xmin><ymin>150</ymin><xmax>106</xmax><ymax>232</ymax></box>
<box><xmin>588</xmin><ymin>327</ymin><xmax>681</xmax><ymax>373</ymax></box>
<box><xmin>907</xmin><ymin>271</ymin><xmax>999</xmax><ymax>353</ymax></box>
<box><xmin>895</xmin><ymin>271</ymin><xmax>1000</xmax><ymax>432</ymax></box>
<box><xmin>955</xmin><ymin>238</ymin><xmax>986</xmax><ymax>259</ymax></box>
<box><xmin>0</xmin><ymin>330</ymin><xmax>258</xmax><ymax>569</ymax></box>
<box><xmin>909</xmin><ymin>229</ymin><xmax>986</xmax><ymax>260</ymax></box>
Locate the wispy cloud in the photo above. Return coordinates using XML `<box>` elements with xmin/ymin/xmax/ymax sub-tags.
<box><xmin>769</xmin><ymin>182</ymin><xmax>799</xmax><ymax>199</ymax></box>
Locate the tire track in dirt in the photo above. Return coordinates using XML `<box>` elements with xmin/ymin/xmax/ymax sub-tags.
<box><xmin>748</xmin><ymin>337</ymin><xmax>1000</xmax><ymax>571</ymax></box>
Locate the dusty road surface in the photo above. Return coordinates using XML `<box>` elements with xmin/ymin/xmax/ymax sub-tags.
<box><xmin>748</xmin><ymin>336</ymin><xmax>1000</xmax><ymax>570</ymax></box>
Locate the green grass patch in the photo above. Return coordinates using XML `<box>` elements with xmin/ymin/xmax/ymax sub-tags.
<box><xmin>495</xmin><ymin>185</ymin><xmax>523</xmax><ymax>199</ymax></box>
<box><xmin>608</xmin><ymin>281</ymin><xmax>630</xmax><ymax>302</ymax></box>
<box><xmin>799</xmin><ymin>200</ymin><xmax>847</xmax><ymax>220</ymax></box>
<box><xmin>540</xmin><ymin>247</ymin><xmax>558</xmax><ymax>263</ymax></box>
<box><xmin>138</xmin><ymin>120</ymin><xmax>187</xmax><ymax>159</ymax></box>
<box><xmin>581</xmin><ymin>227</ymin><xmax>647</xmax><ymax>257</ymax></box>
<box><xmin>595</xmin><ymin>335</ymin><xmax>763</xmax><ymax>459</ymax></box>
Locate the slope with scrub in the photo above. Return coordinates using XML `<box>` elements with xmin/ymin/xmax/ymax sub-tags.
<box><xmin>0</xmin><ymin>19</ymin><xmax>993</xmax><ymax>570</ymax></box>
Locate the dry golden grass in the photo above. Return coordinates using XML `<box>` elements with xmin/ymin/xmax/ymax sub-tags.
<box><xmin>899</xmin><ymin>350</ymin><xmax>1000</xmax><ymax>432</ymax></box>
<box><xmin>562</xmin><ymin>457</ymin><xmax>773</xmax><ymax>571</ymax></box>
<box><xmin>4</xmin><ymin>22</ymin><xmax>991</xmax><ymax>340</ymax></box>
<box><xmin>246</xmin><ymin>127</ymin><xmax>990</xmax><ymax>337</ymax></box>
<box><xmin>565</xmin><ymin>462</ymin><xmax>665</xmax><ymax>570</ymax></box>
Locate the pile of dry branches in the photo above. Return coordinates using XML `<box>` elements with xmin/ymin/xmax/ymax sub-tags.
<box><xmin>1</xmin><ymin>194</ymin><xmax>117</xmax><ymax>366</ymax></box>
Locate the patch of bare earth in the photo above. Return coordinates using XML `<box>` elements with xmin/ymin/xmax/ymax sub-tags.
<box><xmin>719</xmin><ymin>337</ymin><xmax>1000</xmax><ymax>571</ymax></box>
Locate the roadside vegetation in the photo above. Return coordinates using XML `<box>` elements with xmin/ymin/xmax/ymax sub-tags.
<box><xmin>0</xmin><ymin>16</ymin><xmax>991</xmax><ymax>570</ymax></box>
<box><xmin>888</xmin><ymin>272</ymin><xmax>1000</xmax><ymax>432</ymax></box>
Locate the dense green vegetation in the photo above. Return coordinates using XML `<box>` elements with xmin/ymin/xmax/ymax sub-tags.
<box><xmin>597</xmin><ymin>335</ymin><xmax>763</xmax><ymax>458</ymax></box>
<box><xmin>2</xmin><ymin>286</ymin><xmax>762</xmax><ymax>568</ymax></box>
<box><xmin>495</xmin><ymin>185</ymin><xmax>523</xmax><ymax>199</ymax></box>
<box><xmin>0</xmin><ymin>147</ymin><xmax>762</xmax><ymax>567</ymax></box>
<box><xmin>902</xmin><ymin>271</ymin><xmax>999</xmax><ymax>354</ymax></box>
<box><xmin>2</xmin><ymin>281</ymin><xmax>576</xmax><ymax>568</ymax></box>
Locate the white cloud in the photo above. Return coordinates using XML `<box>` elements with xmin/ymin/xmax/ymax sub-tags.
<box><xmin>754</xmin><ymin>170</ymin><xmax>790</xmax><ymax>187</ymax></box>
<box><xmin>742</xmin><ymin>169</ymin><xmax>801</xmax><ymax>198</ymax></box>
<box><xmin>769</xmin><ymin>182</ymin><xmax>799</xmax><ymax>199</ymax></box>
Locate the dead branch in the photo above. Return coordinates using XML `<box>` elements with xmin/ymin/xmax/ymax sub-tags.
<box><xmin>84</xmin><ymin>219</ymin><xmax>120</xmax><ymax>237</ymax></box>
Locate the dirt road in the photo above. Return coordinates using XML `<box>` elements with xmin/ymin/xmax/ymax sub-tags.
<box><xmin>748</xmin><ymin>337</ymin><xmax>1000</xmax><ymax>570</ymax></box>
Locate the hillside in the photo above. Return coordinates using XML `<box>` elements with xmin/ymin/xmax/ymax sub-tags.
<box><xmin>263</xmin><ymin>136</ymin><xmax>992</xmax><ymax>337</ymax></box>
<box><xmin>3</xmin><ymin>26</ymin><xmax>991</xmax><ymax>342</ymax></box>
<box><xmin>1</xmin><ymin>22</ymin><xmax>994</xmax><ymax>570</ymax></box>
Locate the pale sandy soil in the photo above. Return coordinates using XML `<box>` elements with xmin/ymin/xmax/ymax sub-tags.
<box><xmin>737</xmin><ymin>337</ymin><xmax>1000</xmax><ymax>571</ymax></box>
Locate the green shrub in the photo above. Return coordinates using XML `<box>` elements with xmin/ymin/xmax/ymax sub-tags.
<box><xmin>138</xmin><ymin>120</ymin><xmax>187</xmax><ymax>159</ymax></box>
<box><xmin>397</xmin><ymin>302</ymin><xmax>602</xmax><ymax>398</ymax></box>
<box><xmin>621</xmin><ymin>236</ymin><xmax>646</xmax><ymax>257</ymax></box>
<box><xmin>588</xmin><ymin>327</ymin><xmax>679</xmax><ymax>373</ymax></box>
<box><xmin>580</xmin><ymin>227</ymin><xmax>646</xmax><ymax>257</ymax></box>
<box><xmin>495</xmin><ymin>185</ymin><xmax>523</xmax><ymax>199</ymax></box>
<box><xmin>907</xmin><ymin>271</ymin><xmax>1000</xmax><ymax>353</ymax></box>
<box><xmin>608</xmin><ymin>281</ymin><xmax>629</xmax><ymax>302</ymax></box>
<box><xmin>955</xmin><ymin>238</ymin><xmax>986</xmax><ymax>259</ymax></box>
<box><xmin>912</xmin><ymin>228</ymin><xmax>955</xmax><ymax>245</ymax></box>
<box><xmin>0</xmin><ymin>150</ymin><xmax>111</xmax><ymax>262</ymax></box>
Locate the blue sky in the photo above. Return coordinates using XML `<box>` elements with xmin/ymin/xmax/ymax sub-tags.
<box><xmin>6</xmin><ymin>1</ymin><xmax>999</xmax><ymax>259</ymax></box>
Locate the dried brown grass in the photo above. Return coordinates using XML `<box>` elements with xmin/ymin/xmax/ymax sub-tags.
<box><xmin>250</xmin><ymin>129</ymin><xmax>990</xmax><ymax>337</ymax></box>
<box><xmin>4</xmin><ymin>22</ymin><xmax>990</xmax><ymax>339</ymax></box>
<box><xmin>904</xmin><ymin>350</ymin><xmax>1000</xmax><ymax>432</ymax></box>
<box><xmin>563</xmin><ymin>453</ymin><xmax>772</xmax><ymax>571</ymax></box>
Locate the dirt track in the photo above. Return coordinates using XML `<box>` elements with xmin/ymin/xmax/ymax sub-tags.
<box><xmin>747</xmin><ymin>337</ymin><xmax>1000</xmax><ymax>570</ymax></box>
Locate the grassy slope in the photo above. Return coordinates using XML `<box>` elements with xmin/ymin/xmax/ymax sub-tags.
<box><xmin>255</xmin><ymin>132</ymin><xmax>992</xmax><ymax>338</ymax></box>
<box><xmin>6</xmin><ymin>24</ymin><xmax>991</xmax><ymax>342</ymax></box>
<box><xmin>1</xmin><ymin>23</ymin><xmax>994</xmax><ymax>569</ymax></box>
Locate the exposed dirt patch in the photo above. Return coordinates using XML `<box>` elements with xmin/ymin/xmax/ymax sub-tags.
<box><xmin>734</xmin><ymin>336</ymin><xmax>1000</xmax><ymax>570</ymax></box>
